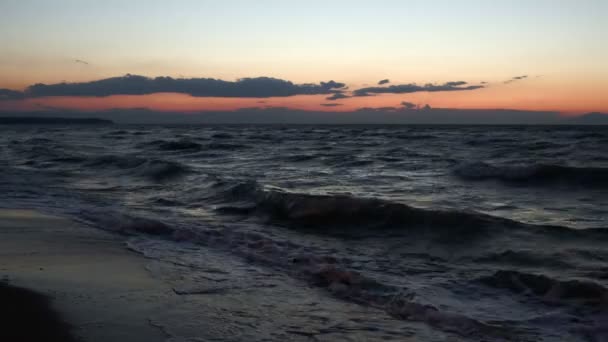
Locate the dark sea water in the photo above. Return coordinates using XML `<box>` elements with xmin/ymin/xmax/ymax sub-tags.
<box><xmin>1</xmin><ymin>124</ymin><xmax>607</xmax><ymax>341</ymax></box>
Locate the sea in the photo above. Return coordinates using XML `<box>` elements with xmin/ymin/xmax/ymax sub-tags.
<box><xmin>1</xmin><ymin>124</ymin><xmax>607</xmax><ymax>341</ymax></box>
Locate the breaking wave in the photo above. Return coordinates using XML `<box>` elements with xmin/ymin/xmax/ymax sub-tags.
<box><xmin>213</xmin><ymin>181</ymin><xmax>518</xmax><ymax>235</ymax></box>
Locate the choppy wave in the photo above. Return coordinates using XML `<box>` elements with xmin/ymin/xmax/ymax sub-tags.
<box><xmin>304</xmin><ymin>265</ymin><xmax>511</xmax><ymax>339</ymax></box>
<box><xmin>148</xmin><ymin>139</ymin><xmax>203</xmax><ymax>151</ymax></box>
<box><xmin>132</xmin><ymin>160</ymin><xmax>189</xmax><ymax>181</ymax></box>
<box><xmin>49</xmin><ymin>155</ymin><xmax>87</xmax><ymax>164</ymax></box>
<box><xmin>214</xmin><ymin>181</ymin><xmax>518</xmax><ymax>235</ymax></box>
<box><xmin>22</xmin><ymin>137</ymin><xmax>55</xmax><ymax>144</ymax></box>
<box><xmin>83</xmin><ymin>155</ymin><xmax>188</xmax><ymax>181</ymax></box>
<box><xmin>212</xmin><ymin>181</ymin><xmax>608</xmax><ymax>243</ymax></box>
<box><xmin>84</xmin><ymin>154</ymin><xmax>147</xmax><ymax>169</ymax></box>
<box><xmin>455</xmin><ymin>162</ymin><xmax>608</xmax><ymax>187</ymax></box>
<box><xmin>211</xmin><ymin>132</ymin><xmax>233</xmax><ymax>139</ymax></box>
<box><xmin>394</xmin><ymin>133</ymin><xmax>438</xmax><ymax>140</ymax></box>
<box><xmin>474</xmin><ymin>250</ymin><xmax>572</xmax><ymax>268</ymax></box>
<box><xmin>479</xmin><ymin>270</ymin><xmax>608</xmax><ymax>307</ymax></box>
<box><xmin>141</xmin><ymin>139</ymin><xmax>249</xmax><ymax>151</ymax></box>
<box><xmin>205</xmin><ymin>142</ymin><xmax>249</xmax><ymax>150</ymax></box>
<box><xmin>283</xmin><ymin>154</ymin><xmax>318</xmax><ymax>162</ymax></box>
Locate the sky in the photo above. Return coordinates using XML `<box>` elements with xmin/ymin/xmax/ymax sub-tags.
<box><xmin>0</xmin><ymin>0</ymin><xmax>607</xmax><ymax>117</ymax></box>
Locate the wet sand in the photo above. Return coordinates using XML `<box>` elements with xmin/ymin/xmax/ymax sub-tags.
<box><xmin>0</xmin><ymin>209</ymin><xmax>172</xmax><ymax>342</ymax></box>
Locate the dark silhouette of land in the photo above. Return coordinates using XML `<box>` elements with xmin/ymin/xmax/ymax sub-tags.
<box><xmin>569</xmin><ymin>112</ymin><xmax>608</xmax><ymax>125</ymax></box>
<box><xmin>0</xmin><ymin>117</ymin><xmax>113</xmax><ymax>125</ymax></box>
<box><xmin>0</xmin><ymin>110</ymin><xmax>606</xmax><ymax>125</ymax></box>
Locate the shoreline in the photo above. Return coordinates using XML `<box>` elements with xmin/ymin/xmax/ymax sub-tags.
<box><xmin>0</xmin><ymin>209</ymin><xmax>172</xmax><ymax>342</ymax></box>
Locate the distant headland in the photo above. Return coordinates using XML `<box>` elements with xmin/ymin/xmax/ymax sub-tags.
<box><xmin>0</xmin><ymin>117</ymin><xmax>113</xmax><ymax>125</ymax></box>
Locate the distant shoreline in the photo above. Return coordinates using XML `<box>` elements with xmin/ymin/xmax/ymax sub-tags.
<box><xmin>0</xmin><ymin>117</ymin><xmax>113</xmax><ymax>125</ymax></box>
<box><xmin>1</xmin><ymin>110</ymin><xmax>606</xmax><ymax>125</ymax></box>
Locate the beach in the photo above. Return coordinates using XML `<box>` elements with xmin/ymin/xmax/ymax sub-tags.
<box><xmin>0</xmin><ymin>208</ymin><xmax>422</xmax><ymax>342</ymax></box>
<box><xmin>0</xmin><ymin>209</ymin><xmax>171</xmax><ymax>342</ymax></box>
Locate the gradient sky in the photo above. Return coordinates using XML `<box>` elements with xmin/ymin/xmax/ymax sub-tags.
<box><xmin>1</xmin><ymin>0</ymin><xmax>607</xmax><ymax>115</ymax></box>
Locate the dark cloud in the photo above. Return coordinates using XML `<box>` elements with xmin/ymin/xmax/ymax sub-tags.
<box><xmin>25</xmin><ymin>74</ymin><xmax>347</xmax><ymax>98</ymax></box>
<box><xmin>0</xmin><ymin>88</ymin><xmax>24</xmax><ymax>100</ymax></box>
<box><xmin>443</xmin><ymin>81</ymin><xmax>467</xmax><ymax>87</ymax></box>
<box><xmin>325</xmin><ymin>92</ymin><xmax>350</xmax><ymax>101</ymax></box>
<box><xmin>352</xmin><ymin>92</ymin><xmax>375</xmax><ymax>97</ymax></box>
<box><xmin>400</xmin><ymin>102</ymin><xmax>432</xmax><ymax>110</ymax></box>
<box><xmin>401</xmin><ymin>101</ymin><xmax>417</xmax><ymax>110</ymax></box>
<box><xmin>378</xmin><ymin>79</ymin><xmax>390</xmax><ymax>85</ymax></box>
<box><xmin>74</xmin><ymin>59</ymin><xmax>89</xmax><ymax>65</ymax></box>
<box><xmin>353</xmin><ymin>81</ymin><xmax>483</xmax><ymax>96</ymax></box>
<box><xmin>33</xmin><ymin>102</ymin><xmax>64</xmax><ymax>111</ymax></box>
<box><xmin>355</xmin><ymin>106</ymin><xmax>399</xmax><ymax>112</ymax></box>
<box><xmin>504</xmin><ymin>75</ymin><xmax>528</xmax><ymax>84</ymax></box>
<box><xmin>320</xmin><ymin>80</ymin><xmax>346</xmax><ymax>89</ymax></box>
<box><xmin>320</xmin><ymin>103</ymin><xmax>343</xmax><ymax>107</ymax></box>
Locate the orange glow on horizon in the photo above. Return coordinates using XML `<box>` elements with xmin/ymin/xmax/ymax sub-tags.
<box><xmin>1</xmin><ymin>76</ymin><xmax>607</xmax><ymax>115</ymax></box>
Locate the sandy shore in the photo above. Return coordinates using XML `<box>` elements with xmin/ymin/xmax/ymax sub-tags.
<box><xmin>0</xmin><ymin>209</ymin><xmax>428</xmax><ymax>341</ymax></box>
<box><xmin>0</xmin><ymin>209</ymin><xmax>173</xmax><ymax>342</ymax></box>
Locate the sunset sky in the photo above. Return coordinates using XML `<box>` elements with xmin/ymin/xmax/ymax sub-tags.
<box><xmin>1</xmin><ymin>0</ymin><xmax>606</xmax><ymax>116</ymax></box>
